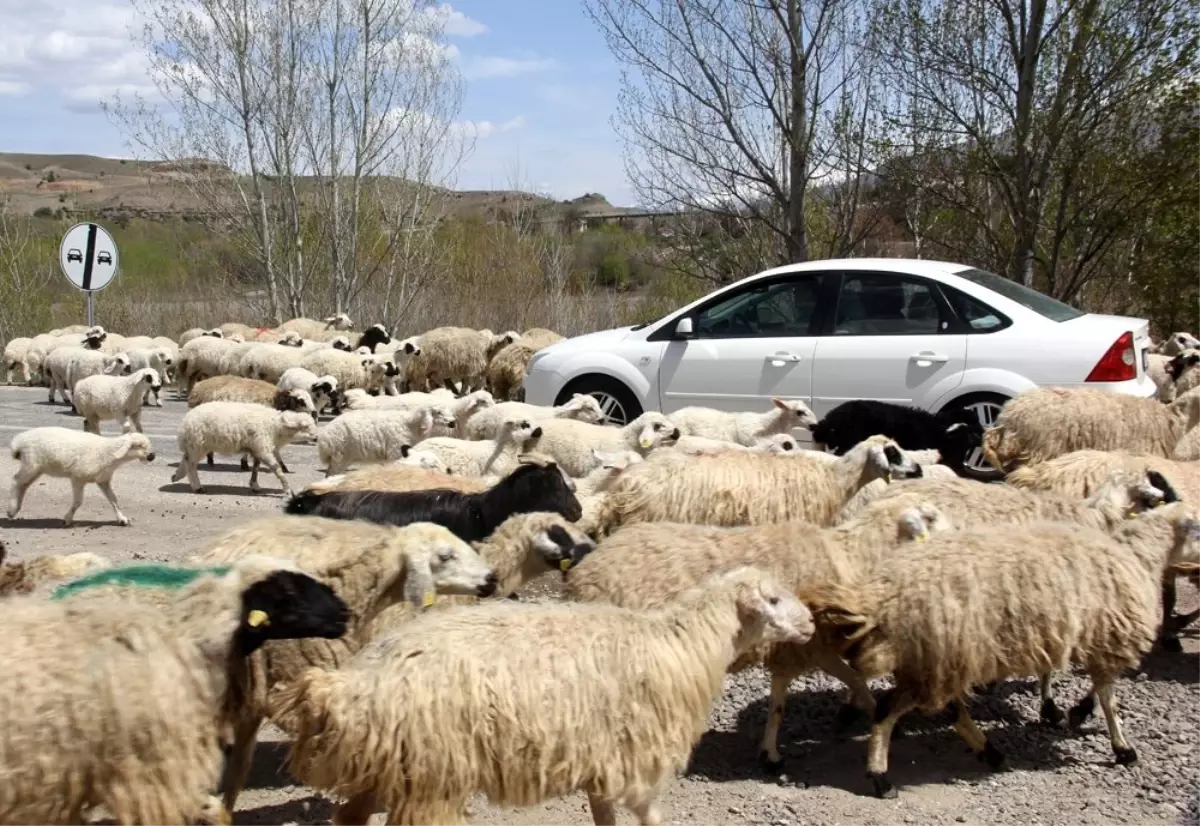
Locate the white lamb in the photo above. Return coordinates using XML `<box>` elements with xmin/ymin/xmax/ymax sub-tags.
<box><xmin>63</xmin><ymin>350</ymin><xmax>133</xmax><ymax>407</ymax></box>
<box><xmin>667</xmin><ymin>398</ymin><xmax>819</xmax><ymax>445</ymax></box>
<box><xmin>406</xmin><ymin>416</ymin><xmax>546</xmax><ymax>477</ymax></box>
<box><xmin>462</xmin><ymin>394</ymin><xmax>606</xmax><ymax>440</ymax></box>
<box><xmin>317</xmin><ymin>407</ymin><xmax>449</xmax><ymax>475</ymax></box>
<box><xmin>126</xmin><ymin>347</ymin><xmax>175</xmax><ymax>406</ymax></box>
<box><xmin>172</xmin><ymin>402</ymin><xmax>317</xmax><ymax>495</ymax></box>
<box><xmin>3</xmin><ymin>337</ymin><xmax>32</xmax><ymax>385</ymax></box>
<box><xmin>523</xmin><ymin>412</ymin><xmax>682</xmax><ymax>477</ymax></box>
<box><xmin>7</xmin><ymin>428</ymin><xmax>156</xmax><ymax>526</ymax></box>
<box><xmin>278</xmin><ymin>368</ymin><xmax>340</xmax><ymax>416</ymax></box>
<box><xmin>73</xmin><ymin>368</ymin><xmax>163</xmax><ymax>435</ymax></box>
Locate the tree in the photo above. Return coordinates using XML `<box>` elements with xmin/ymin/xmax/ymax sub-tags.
<box><xmin>871</xmin><ymin>0</ymin><xmax>1198</xmax><ymax>292</ymax></box>
<box><xmin>584</xmin><ymin>0</ymin><xmax>881</xmax><ymax>284</ymax></box>
<box><xmin>106</xmin><ymin>0</ymin><xmax>467</xmax><ymax>323</ymax></box>
<box><xmin>0</xmin><ymin>198</ymin><xmax>55</xmax><ymax>341</ymax></box>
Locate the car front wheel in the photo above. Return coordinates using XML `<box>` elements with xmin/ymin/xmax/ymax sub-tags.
<box><xmin>556</xmin><ymin>376</ymin><xmax>643</xmax><ymax>427</ymax></box>
<box><xmin>944</xmin><ymin>393</ymin><xmax>1009</xmax><ymax>482</ymax></box>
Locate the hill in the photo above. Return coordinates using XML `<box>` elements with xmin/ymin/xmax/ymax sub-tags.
<box><xmin>0</xmin><ymin>152</ymin><xmax>638</xmax><ymax>223</ymax></box>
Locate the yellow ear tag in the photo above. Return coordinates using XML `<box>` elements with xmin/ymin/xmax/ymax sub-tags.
<box><xmin>422</xmin><ymin>592</ymin><xmax>435</xmax><ymax>607</ymax></box>
<box><xmin>639</xmin><ymin>437</ymin><xmax>653</xmax><ymax>449</ymax></box>
<box><xmin>915</xmin><ymin>533</ymin><xmax>927</xmax><ymax>543</ymax></box>
<box><xmin>886</xmin><ymin>471</ymin><xmax>893</xmax><ymax>482</ymax></box>
<box><xmin>247</xmin><ymin>609</ymin><xmax>270</xmax><ymax>628</ymax></box>
<box><xmin>559</xmin><ymin>558</ymin><xmax>572</xmax><ymax>572</ymax></box>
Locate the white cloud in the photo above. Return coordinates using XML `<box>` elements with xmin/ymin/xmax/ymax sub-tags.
<box><xmin>0</xmin><ymin>80</ymin><xmax>30</xmax><ymax>96</ymax></box>
<box><xmin>453</xmin><ymin>115</ymin><xmax>526</xmax><ymax>139</ymax></box>
<box><xmin>420</xmin><ymin>3</ymin><xmax>487</xmax><ymax>38</ymax></box>
<box><xmin>461</xmin><ymin>55</ymin><xmax>556</xmax><ymax>80</ymax></box>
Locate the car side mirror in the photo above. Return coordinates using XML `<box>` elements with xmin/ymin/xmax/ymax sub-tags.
<box><xmin>674</xmin><ymin>317</ymin><xmax>695</xmax><ymax>339</ymax></box>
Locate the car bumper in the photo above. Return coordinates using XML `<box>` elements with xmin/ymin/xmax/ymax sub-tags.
<box><xmin>521</xmin><ymin>364</ymin><xmax>562</xmax><ymax>407</ymax></box>
<box><xmin>1059</xmin><ymin>376</ymin><xmax>1157</xmax><ymax>398</ymax></box>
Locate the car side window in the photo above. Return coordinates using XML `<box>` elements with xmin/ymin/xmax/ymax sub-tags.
<box><xmin>941</xmin><ymin>285</ymin><xmax>1011</xmax><ymax>333</ymax></box>
<box><xmin>832</xmin><ymin>274</ymin><xmax>946</xmax><ymax>336</ymax></box>
<box><xmin>693</xmin><ymin>277</ymin><xmax>820</xmax><ymax>338</ymax></box>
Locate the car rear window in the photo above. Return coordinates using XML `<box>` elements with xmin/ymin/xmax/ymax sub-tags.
<box><xmin>953</xmin><ymin>267</ymin><xmax>1084</xmax><ymax>322</ymax></box>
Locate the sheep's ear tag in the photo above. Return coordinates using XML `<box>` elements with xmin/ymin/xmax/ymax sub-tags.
<box><xmin>639</xmin><ymin>437</ymin><xmax>653</xmax><ymax>449</ymax></box>
<box><xmin>885</xmin><ymin>471</ymin><xmax>893</xmax><ymax>482</ymax></box>
<box><xmin>422</xmin><ymin>592</ymin><xmax>436</xmax><ymax>607</ymax></box>
<box><xmin>247</xmin><ymin>609</ymin><xmax>270</xmax><ymax>628</ymax></box>
<box><xmin>559</xmin><ymin>558</ymin><xmax>572</xmax><ymax>572</ymax></box>
<box><xmin>915</xmin><ymin>532</ymin><xmax>927</xmax><ymax>543</ymax></box>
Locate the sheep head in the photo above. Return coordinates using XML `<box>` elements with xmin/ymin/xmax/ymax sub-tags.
<box><xmin>505</xmin><ymin>457</ymin><xmax>583</xmax><ymax>522</ymax></box>
<box><xmin>510</xmin><ymin>513</ymin><xmax>596</xmax><ymax>574</ymax></box>
<box><xmin>502</xmin><ymin>416</ymin><xmax>543</xmax><ymax>449</ymax></box>
<box><xmin>565</xmin><ymin>393</ymin><xmax>605</xmax><ymax>423</ymax></box>
<box><xmin>771</xmin><ymin>397</ymin><xmax>819</xmax><ymax>429</ymax></box>
<box><xmin>278</xmin><ymin>410</ymin><xmax>319</xmax><ymax>441</ymax></box>
<box><xmin>323</xmin><ymin>312</ymin><xmax>354</xmax><ymax>330</ymax></box>
<box><xmin>232</xmin><ymin>562</ymin><xmax>350</xmax><ymax>656</ymax></box>
<box><xmin>896</xmin><ymin>503</ymin><xmax>953</xmax><ymax>542</ymax></box>
<box><xmin>399</xmin><ymin>524</ymin><xmax>497</xmax><ymax>607</ymax></box>
<box><xmin>856</xmin><ymin>436</ymin><xmax>923</xmax><ymax>482</ymax></box>
<box><xmin>712</xmin><ymin>567</ymin><xmax>815</xmax><ymax>648</ymax></box>
<box><xmin>112</xmin><ymin>432</ymin><xmax>156</xmax><ymax>464</ymax></box>
<box><xmin>627</xmin><ymin>412</ymin><xmax>680</xmax><ymax>453</ymax></box>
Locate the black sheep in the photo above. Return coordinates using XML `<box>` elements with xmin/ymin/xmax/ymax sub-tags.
<box><xmin>809</xmin><ymin>399</ymin><xmax>983</xmax><ymax>474</ymax></box>
<box><xmin>283</xmin><ymin>460</ymin><xmax>583</xmax><ymax>542</ymax></box>
<box><xmin>354</xmin><ymin>324</ymin><xmax>392</xmax><ymax>353</ymax></box>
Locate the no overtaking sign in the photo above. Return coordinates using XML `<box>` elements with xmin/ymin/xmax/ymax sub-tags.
<box><xmin>59</xmin><ymin>222</ymin><xmax>119</xmax><ymax>292</ymax></box>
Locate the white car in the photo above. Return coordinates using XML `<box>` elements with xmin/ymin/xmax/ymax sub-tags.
<box><xmin>521</xmin><ymin>258</ymin><xmax>1156</xmax><ymax>479</ymax></box>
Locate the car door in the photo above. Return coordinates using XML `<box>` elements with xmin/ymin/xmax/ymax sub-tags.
<box><xmin>809</xmin><ymin>271</ymin><xmax>966</xmax><ymax>417</ymax></box>
<box><xmin>655</xmin><ymin>273</ymin><xmax>828</xmax><ymax>414</ymax></box>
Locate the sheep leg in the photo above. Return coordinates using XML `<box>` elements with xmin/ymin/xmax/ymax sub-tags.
<box><xmin>1093</xmin><ymin>679</ymin><xmax>1137</xmax><ymax>766</ymax></box>
<box><xmin>816</xmin><ymin>652</ymin><xmax>877</xmax><ymax>734</ymax></box>
<box><xmin>865</xmin><ymin>686</ymin><xmax>916</xmax><ymax>799</ymax></box>
<box><xmin>630</xmin><ymin>800</ymin><xmax>663</xmax><ymax>826</ymax></box>
<box><xmin>248</xmin><ymin>458</ymin><xmax>262</xmax><ymax>492</ymax></box>
<box><xmin>273</xmin><ymin>449</ymin><xmax>290</xmax><ymax>474</ymax></box>
<box><xmin>219</xmin><ymin>714</ymin><xmax>262</xmax><ymax>812</ymax></box>
<box><xmin>758</xmin><ymin>671</ymin><xmax>792</xmax><ymax>772</ymax></box>
<box><xmin>184</xmin><ymin>456</ymin><xmax>206</xmax><ymax>493</ymax></box>
<box><xmin>1158</xmin><ymin>577</ymin><xmax>1184</xmax><ymax>652</ymax></box>
<box><xmin>1039</xmin><ymin>673</ymin><xmax>1064</xmax><ymax>726</ymax></box>
<box><xmin>63</xmin><ymin>479</ymin><xmax>86</xmax><ymax>526</ymax></box>
<box><xmin>586</xmin><ymin>793</ymin><xmax>616</xmax><ymax>826</ymax></box>
<box><xmin>129</xmin><ymin>410</ymin><xmax>144</xmax><ymax>434</ymax></box>
<box><xmin>206</xmin><ymin>452</ymin><xmax>215</xmax><ymax>467</ymax></box>
<box><xmin>239</xmin><ymin>453</ymin><xmax>251</xmax><ymax>472</ymax></box>
<box><xmin>96</xmin><ymin>480</ymin><xmax>130</xmax><ymax>526</ymax></box>
<box><xmin>1068</xmin><ymin>692</ymin><xmax>1097</xmax><ymax>729</ymax></box>
<box><xmin>7</xmin><ymin>469</ymin><xmax>40</xmax><ymax>518</ymax></box>
<box><xmin>332</xmin><ymin>792</ymin><xmax>378</xmax><ymax>826</ymax></box>
<box><xmin>952</xmin><ymin>700</ymin><xmax>1005</xmax><ymax>769</ymax></box>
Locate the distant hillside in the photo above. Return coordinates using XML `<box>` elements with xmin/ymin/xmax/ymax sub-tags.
<box><xmin>0</xmin><ymin>152</ymin><xmax>639</xmax><ymax>223</ymax></box>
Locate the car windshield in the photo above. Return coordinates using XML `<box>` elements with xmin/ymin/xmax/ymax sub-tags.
<box><xmin>953</xmin><ymin>267</ymin><xmax>1084</xmax><ymax>322</ymax></box>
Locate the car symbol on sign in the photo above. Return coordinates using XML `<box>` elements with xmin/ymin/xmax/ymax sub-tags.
<box><xmin>96</xmin><ymin>251</ymin><xmax>113</xmax><ymax>265</ymax></box>
<box><xmin>67</xmin><ymin>248</ymin><xmax>83</xmax><ymax>263</ymax></box>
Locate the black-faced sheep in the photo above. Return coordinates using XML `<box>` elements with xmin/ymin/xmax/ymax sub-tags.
<box><xmin>8</xmin><ymin>429</ymin><xmax>156</xmax><ymax>526</ymax></box>
<box><xmin>353</xmin><ymin>323</ymin><xmax>392</xmax><ymax>353</ymax></box>
<box><xmin>811</xmin><ymin>399</ymin><xmax>984</xmax><ymax>475</ymax></box>
<box><xmin>0</xmin><ymin>556</ymin><xmax>349</xmax><ymax>825</ymax></box>
<box><xmin>284</xmin><ymin>456</ymin><xmax>583</xmax><ymax>542</ymax></box>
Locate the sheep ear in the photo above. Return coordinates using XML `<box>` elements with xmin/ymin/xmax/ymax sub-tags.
<box><xmin>771</xmin><ymin>397</ymin><xmax>787</xmax><ymax>410</ymax></box>
<box><xmin>111</xmin><ymin>438</ymin><xmax>132</xmax><ymax>461</ymax></box>
<box><xmin>404</xmin><ymin>551</ymin><xmax>437</xmax><ymax>608</ymax></box>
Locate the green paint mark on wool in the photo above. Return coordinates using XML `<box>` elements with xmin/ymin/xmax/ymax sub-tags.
<box><xmin>51</xmin><ymin>564</ymin><xmax>232</xmax><ymax>600</ymax></box>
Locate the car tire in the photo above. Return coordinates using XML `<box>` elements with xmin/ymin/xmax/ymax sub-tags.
<box><xmin>556</xmin><ymin>375</ymin><xmax>643</xmax><ymax>427</ymax></box>
<box><xmin>943</xmin><ymin>392</ymin><xmax>1010</xmax><ymax>482</ymax></box>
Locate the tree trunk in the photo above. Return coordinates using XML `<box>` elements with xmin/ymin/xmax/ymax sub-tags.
<box><xmin>786</xmin><ymin>0</ymin><xmax>809</xmax><ymax>264</ymax></box>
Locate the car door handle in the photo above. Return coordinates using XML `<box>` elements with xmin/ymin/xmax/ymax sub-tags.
<box><xmin>765</xmin><ymin>353</ymin><xmax>802</xmax><ymax>364</ymax></box>
<box><xmin>910</xmin><ymin>351</ymin><xmax>949</xmax><ymax>364</ymax></box>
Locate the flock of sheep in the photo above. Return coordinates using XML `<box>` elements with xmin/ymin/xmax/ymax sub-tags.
<box><xmin>0</xmin><ymin>315</ymin><xmax>1197</xmax><ymax>826</ymax></box>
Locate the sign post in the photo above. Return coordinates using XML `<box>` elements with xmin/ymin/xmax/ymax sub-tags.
<box><xmin>58</xmin><ymin>222</ymin><xmax>120</xmax><ymax>326</ymax></box>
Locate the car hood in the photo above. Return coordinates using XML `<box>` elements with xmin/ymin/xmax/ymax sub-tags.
<box><xmin>537</xmin><ymin>326</ymin><xmax>638</xmax><ymax>357</ymax></box>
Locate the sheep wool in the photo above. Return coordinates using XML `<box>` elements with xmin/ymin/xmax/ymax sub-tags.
<box><xmin>486</xmin><ymin>331</ymin><xmax>564</xmax><ymax>401</ymax></box>
<box><xmin>0</xmin><ymin>548</ymin><xmax>111</xmax><ymax>597</ymax></box>
<box><xmin>0</xmin><ymin>556</ymin><xmax>349</xmax><ymax>825</ymax></box>
<box><xmin>667</xmin><ymin>398</ymin><xmax>819</xmax><ymax>446</ymax></box>
<box><xmin>3</xmin><ymin>337</ymin><xmax>32</xmax><ymax>385</ymax></box>
<box><xmin>173</xmin><ymin>402</ymin><xmax>317</xmax><ymax>494</ymax></box>
<box><xmin>526</xmin><ymin>412</ymin><xmax>682</xmax><ymax>478</ymax></box>
<box><xmin>273</xmin><ymin>567</ymin><xmax>813</xmax><ymax>826</ymax></box>
<box><xmin>304</xmin><ymin>464</ymin><xmax>485</xmax><ymax>495</ymax></box>
<box><xmin>317</xmin><ymin>407</ymin><xmax>445</xmax><ymax>475</ymax></box>
<box><xmin>807</xmin><ymin>504</ymin><xmax>1200</xmax><ymax>799</ymax></box>
<box><xmin>982</xmin><ymin>386</ymin><xmax>1200</xmax><ymax>471</ymax></box>
<box><xmin>1006</xmin><ymin>450</ymin><xmax>1199</xmax><ymax>508</ymax></box>
<box><xmin>600</xmin><ymin>435</ymin><xmax>921</xmax><ymax>532</ymax></box>
<box><xmin>464</xmin><ymin>395</ymin><xmax>607</xmax><ymax>441</ymax></box>
<box><xmin>1174</xmin><ymin>426</ymin><xmax>1199</xmax><ymax>461</ymax></box>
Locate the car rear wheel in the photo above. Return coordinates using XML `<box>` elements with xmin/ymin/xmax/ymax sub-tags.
<box><xmin>944</xmin><ymin>393</ymin><xmax>1009</xmax><ymax>482</ymax></box>
<box><xmin>556</xmin><ymin>376</ymin><xmax>642</xmax><ymax>427</ymax></box>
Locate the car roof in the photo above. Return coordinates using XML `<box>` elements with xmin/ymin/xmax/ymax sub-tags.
<box><xmin>749</xmin><ymin>258</ymin><xmax>972</xmax><ymax>281</ymax></box>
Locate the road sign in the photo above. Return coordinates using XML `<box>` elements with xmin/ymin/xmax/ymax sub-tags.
<box><xmin>59</xmin><ymin>222</ymin><xmax>119</xmax><ymax>292</ymax></box>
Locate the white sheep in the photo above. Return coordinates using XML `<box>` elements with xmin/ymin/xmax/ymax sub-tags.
<box><xmin>63</xmin><ymin>349</ymin><xmax>133</xmax><ymax>407</ymax></box>
<box><xmin>0</xmin><ymin>547</ymin><xmax>112</xmax><ymax>596</ymax></box>
<box><xmin>666</xmin><ymin>398</ymin><xmax>819</xmax><ymax>445</ymax></box>
<box><xmin>239</xmin><ymin>341</ymin><xmax>310</xmax><ymax>383</ymax></box>
<box><xmin>300</xmin><ymin>348</ymin><xmax>390</xmax><ymax>392</ymax></box>
<box><xmin>278</xmin><ymin>312</ymin><xmax>354</xmax><ymax>339</ymax></box>
<box><xmin>524</xmin><ymin>412</ymin><xmax>682</xmax><ymax>477</ymax></box>
<box><xmin>0</xmin><ymin>555</ymin><xmax>349</xmax><ymax>825</ymax></box>
<box><xmin>566</xmin><ymin>503</ymin><xmax>951</xmax><ymax>769</ymax></box>
<box><xmin>1174</xmin><ymin>425</ymin><xmax>1199</xmax><ymax>461</ymax></box>
<box><xmin>341</xmin><ymin>388</ymin><xmax>495</xmax><ymax>434</ymax></box>
<box><xmin>462</xmin><ymin>394</ymin><xmax>606</xmax><ymax>440</ymax></box>
<box><xmin>805</xmin><ymin>503</ymin><xmax>1200</xmax><ymax>799</ymax></box>
<box><xmin>125</xmin><ymin>347</ymin><xmax>175</xmax><ymax>405</ymax></box>
<box><xmin>178</xmin><ymin>335</ymin><xmax>246</xmax><ymax>393</ymax></box>
<box><xmin>597</xmin><ymin>434</ymin><xmax>922</xmax><ymax>533</ymax></box>
<box><xmin>1005</xmin><ymin>450</ymin><xmax>1199</xmax><ymax>508</ymax></box>
<box><xmin>277</xmin><ymin>367</ymin><xmax>339</xmax><ymax>415</ymax></box>
<box><xmin>670</xmin><ymin>432</ymin><xmax>805</xmax><ymax>456</ymax></box>
<box><xmin>42</xmin><ymin>345</ymin><xmax>107</xmax><ymax>404</ymax></box>
<box><xmin>7</xmin><ymin>428</ymin><xmax>156</xmax><ymax>526</ymax></box>
<box><xmin>73</xmin><ymin>368</ymin><xmax>163</xmax><ymax>435</ymax></box>
<box><xmin>982</xmin><ymin>386</ymin><xmax>1200</xmax><ymax>471</ymax></box>
<box><xmin>172</xmin><ymin>402</ymin><xmax>317</xmax><ymax>494</ymax></box>
<box><xmin>1151</xmin><ymin>331</ymin><xmax>1200</xmax><ymax>356</ymax></box>
<box><xmin>272</xmin><ymin>567</ymin><xmax>812</xmax><ymax>826</ymax></box>
<box><xmin>3</xmin><ymin>337</ymin><xmax>32</xmax><ymax>384</ymax></box>
<box><xmin>316</xmin><ymin>407</ymin><xmax>447</xmax><ymax>475</ymax></box>
<box><xmin>405</xmin><ymin>326</ymin><xmax>519</xmax><ymax>393</ymax></box>
<box><xmin>406</xmin><ymin>416</ymin><xmax>546</xmax><ymax>477</ymax></box>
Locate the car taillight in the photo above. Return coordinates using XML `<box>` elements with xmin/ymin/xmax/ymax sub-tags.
<box><xmin>1085</xmin><ymin>331</ymin><xmax>1137</xmax><ymax>382</ymax></box>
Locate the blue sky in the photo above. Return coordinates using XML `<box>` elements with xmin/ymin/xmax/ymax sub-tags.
<box><xmin>0</xmin><ymin>0</ymin><xmax>636</xmax><ymax>205</ymax></box>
